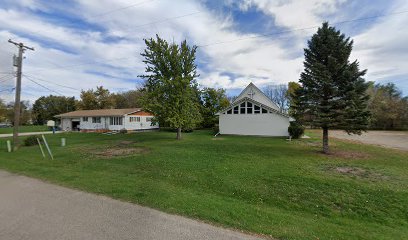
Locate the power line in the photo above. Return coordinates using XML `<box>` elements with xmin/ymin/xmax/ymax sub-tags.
<box><xmin>118</xmin><ymin>11</ymin><xmax>202</xmax><ymax>31</ymax></box>
<box><xmin>198</xmin><ymin>9</ymin><xmax>408</xmax><ymax>47</ymax></box>
<box><xmin>23</xmin><ymin>74</ymin><xmax>81</xmax><ymax>91</ymax></box>
<box><xmin>16</xmin><ymin>0</ymin><xmax>157</xmax><ymax>39</ymax></box>
<box><xmin>25</xmin><ymin>55</ymin><xmax>138</xmax><ymax>73</ymax></box>
<box><xmin>23</xmin><ymin>75</ymin><xmax>64</xmax><ymax>96</ymax></box>
<box><xmin>15</xmin><ymin>8</ymin><xmax>408</xmax><ymax>77</ymax></box>
<box><xmin>0</xmin><ymin>87</ymin><xmax>15</xmax><ymax>93</ymax></box>
<box><xmin>0</xmin><ymin>77</ymin><xmax>15</xmax><ymax>84</ymax></box>
<box><xmin>91</xmin><ymin>0</ymin><xmax>156</xmax><ymax>18</ymax></box>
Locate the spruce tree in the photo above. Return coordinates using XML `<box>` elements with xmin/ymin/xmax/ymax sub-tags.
<box><xmin>295</xmin><ymin>22</ymin><xmax>370</xmax><ymax>153</ymax></box>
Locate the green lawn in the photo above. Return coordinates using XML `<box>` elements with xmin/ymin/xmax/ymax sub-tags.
<box><xmin>0</xmin><ymin>130</ymin><xmax>407</xmax><ymax>239</ymax></box>
<box><xmin>0</xmin><ymin>125</ymin><xmax>49</xmax><ymax>134</ymax></box>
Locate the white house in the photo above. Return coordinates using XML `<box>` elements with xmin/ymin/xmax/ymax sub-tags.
<box><xmin>218</xmin><ymin>83</ymin><xmax>292</xmax><ymax>136</ymax></box>
<box><xmin>55</xmin><ymin>108</ymin><xmax>159</xmax><ymax>132</ymax></box>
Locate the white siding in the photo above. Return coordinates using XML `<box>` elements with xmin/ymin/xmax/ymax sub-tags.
<box><xmin>79</xmin><ymin>117</ymin><xmax>108</xmax><ymax>130</ymax></box>
<box><xmin>61</xmin><ymin>118</ymin><xmax>72</xmax><ymax>131</ymax></box>
<box><xmin>123</xmin><ymin>115</ymin><xmax>159</xmax><ymax>130</ymax></box>
<box><xmin>219</xmin><ymin>113</ymin><xmax>289</xmax><ymax>136</ymax></box>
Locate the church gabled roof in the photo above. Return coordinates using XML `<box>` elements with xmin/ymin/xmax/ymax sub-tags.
<box><xmin>218</xmin><ymin>96</ymin><xmax>290</xmax><ymax>118</ymax></box>
<box><xmin>232</xmin><ymin>82</ymin><xmax>280</xmax><ymax>110</ymax></box>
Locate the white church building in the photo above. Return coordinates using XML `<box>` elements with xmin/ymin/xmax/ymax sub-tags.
<box><xmin>218</xmin><ymin>83</ymin><xmax>292</xmax><ymax>136</ymax></box>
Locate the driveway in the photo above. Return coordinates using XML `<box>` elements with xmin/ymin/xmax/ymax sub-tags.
<box><xmin>0</xmin><ymin>170</ymin><xmax>262</xmax><ymax>240</ymax></box>
<box><xmin>0</xmin><ymin>131</ymin><xmax>61</xmax><ymax>138</ymax></box>
<box><xmin>330</xmin><ymin>130</ymin><xmax>408</xmax><ymax>151</ymax></box>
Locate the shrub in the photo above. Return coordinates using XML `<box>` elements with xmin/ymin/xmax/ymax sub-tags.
<box><xmin>212</xmin><ymin>124</ymin><xmax>220</xmax><ymax>135</ymax></box>
<box><xmin>288</xmin><ymin>122</ymin><xmax>305</xmax><ymax>139</ymax></box>
<box><xmin>119</xmin><ymin>128</ymin><xmax>128</xmax><ymax>134</ymax></box>
<box><xmin>24</xmin><ymin>135</ymin><xmax>41</xmax><ymax>146</ymax></box>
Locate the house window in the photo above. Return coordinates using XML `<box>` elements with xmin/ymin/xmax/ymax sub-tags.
<box><xmin>82</xmin><ymin>117</ymin><xmax>88</xmax><ymax>122</ymax></box>
<box><xmin>129</xmin><ymin>117</ymin><xmax>141</xmax><ymax>122</ymax></box>
<box><xmin>227</xmin><ymin>109</ymin><xmax>232</xmax><ymax>114</ymax></box>
<box><xmin>240</xmin><ymin>102</ymin><xmax>246</xmax><ymax>114</ymax></box>
<box><xmin>110</xmin><ymin>117</ymin><xmax>123</xmax><ymax>125</ymax></box>
<box><xmin>146</xmin><ymin>117</ymin><xmax>153</xmax><ymax>122</ymax></box>
<box><xmin>254</xmin><ymin>105</ymin><xmax>260</xmax><ymax>114</ymax></box>
<box><xmin>262</xmin><ymin>108</ymin><xmax>268</xmax><ymax>113</ymax></box>
<box><xmin>92</xmin><ymin>117</ymin><xmax>101</xmax><ymax>123</ymax></box>
<box><xmin>233</xmin><ymin>106</ymin><xmax>239</xmax><ymax>114</ymax></box>
<box><xmin>247</xmin><ymin>102</ymin><xmax>253</xmax><ymax>114</ymax></box>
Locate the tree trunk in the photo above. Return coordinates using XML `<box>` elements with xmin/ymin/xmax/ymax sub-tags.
<box><xmin>176</xmin><ymin>127</ymin><xmax>182</xmax><ymax>140</ymax></box>
<box><xmin>322</xmin><ymin>127</ymin><xmax>329</xmax><ymax>154</ymax></box>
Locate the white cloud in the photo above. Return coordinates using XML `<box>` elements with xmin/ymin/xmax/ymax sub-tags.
<box><xmin>0</xmin><ymin>0</ymin><xmax>407</xmax><ymax>104</ymax></box>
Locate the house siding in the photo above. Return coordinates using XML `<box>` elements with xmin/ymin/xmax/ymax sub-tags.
<box><xmin>219</xmin><ymin>113</ymin><xmax>289</xmax><ymax>136</ymax></box>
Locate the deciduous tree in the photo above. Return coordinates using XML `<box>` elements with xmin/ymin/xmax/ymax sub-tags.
<box><xmin>200</xmin><ymin>87</ymin><xmax>230</xmax><ymax>128</ymax></box>
<box><xmin>32</xmin><ymin>95</ymin><xmax>76</xmax><ymax>124</ymax></box>
<box><xmin>140</xmin><ymin>35</ymin><xmax>202</xmax><ymax>140</ymax></box>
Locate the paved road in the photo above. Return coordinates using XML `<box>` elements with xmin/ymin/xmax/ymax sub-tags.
<box><xmin>0</xmin><ymin>131</ymin><xmax>62</xmax><ymax>138</ymax></box>
<box><xmin>330</xmin><ymin>130</ymin><xmax>408</xmax><ymax>151</ymax></box>
<box><xmin>0</xmin><ymin>170</ymin><xmax>263</xmax><ymax>240</ymax></box>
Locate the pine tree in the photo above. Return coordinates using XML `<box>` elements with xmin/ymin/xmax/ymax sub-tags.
<box><xmin>295</xmin><ymin>22</ymin><xmax>370</xmax><ymax>153</ymax></box>
<box><xmin>140</xmin><ymin>35</ymin><xmax>202</xmax><ymax>140</ymax></box>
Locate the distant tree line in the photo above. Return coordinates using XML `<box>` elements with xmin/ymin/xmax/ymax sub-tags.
<box><xmin>366</xmin><ymin>82</ymin><xmax>408</xmax><ymax>130</ymax></box>
<box><xmin>0</xmin><ymin>99</ymin><xmax>31</xmax><ymax>125</ymax></box>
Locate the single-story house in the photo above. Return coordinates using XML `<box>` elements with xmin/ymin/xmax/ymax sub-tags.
<box><xmin>217</xmin><ymin>83</ymin><xmax>293</xmax><ymax>136</ymax></box>
<box><xmin>55</xmin><ymin>108</ymin><xmax>159</xmax><ymax>132</ymax></box>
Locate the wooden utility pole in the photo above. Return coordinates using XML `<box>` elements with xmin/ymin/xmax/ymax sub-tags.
<box><xmin>8</xmin><ymin>39</ymin><xmax>34</xmax><ymax>151</ymax></box>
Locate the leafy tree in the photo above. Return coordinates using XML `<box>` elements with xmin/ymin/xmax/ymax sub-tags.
<box><xmin>367</xmin><ymin>82</ymin><xmax>408</xmax><ymax>130</ymax></box>
<box><xmin>294</xmin><ymin>22</ymin><xmax>370</xmax><ymax>153</ymax></box>
<box><xmin>6</xmin><ymin>101</ymin><xmax>32</xmax><ymax>125</ymax></box>
<box><xmin>78</xmin><ymin>86</ymin><xmax>115</xmax><ymax>110</ymax></box>
<box><xmin>287</xmin><ymin>82</ymin><xmax>301</xmax><ymax>116</ymax></box>
<box><xmin>140</xmin><ymin>35</ymin><xmax>202</xmax><ymax>140</ymax></box>
<box><xmin>112</xmin><ymin>90</ymin><xmax>144</xmax><ymax>109</ymax></box>
<box><xmin>0</xmin><ymin>98</ymin><xmax>7</xmax><ymax>122</ymax></box>
<box><xmin>200</xmin><ymin>87</ymin><xmax>230</xmax><ymax>128</ymax></box>
<box><xmin>32</xmin><ymin>95</ymin><xmax>76</xmax><ymax>124</ymax></box>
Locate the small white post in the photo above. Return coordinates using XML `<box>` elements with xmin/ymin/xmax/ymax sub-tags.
<box><xmin>41</xmin><ymin>135</ymin><xmax>54</xmax><ymax>160</ymax></box>
<box><xmin>61</xmin><ymin>138</ymin><xmax>66</xmax><ymax>147</ymax></box>
<box><xmin>6</xmin><ymin>140</ymin><xmax>11</xmax><ymax>153</ymax></box>
<box><xmin>37</xmin><ymin>138</ymin><xmax>45</xmax><ymax>158</ymax></box>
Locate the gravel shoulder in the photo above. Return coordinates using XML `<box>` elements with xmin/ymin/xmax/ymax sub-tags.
<box><xmin>329</xmin><ymin>130</ymin><xmax>408</xmax><ymax>151</ymax></box>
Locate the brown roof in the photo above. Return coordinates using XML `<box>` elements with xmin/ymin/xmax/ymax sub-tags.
<box><xmin>55</xmin><ymin>108</ymin><xmax>141</xmax><ymax>118</ymax></box>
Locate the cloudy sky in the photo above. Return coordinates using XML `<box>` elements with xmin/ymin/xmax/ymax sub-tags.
<box><xmin>0</xmin><ymin>0</ymin><xmax>407</xmax><ymax>103</ymax></box>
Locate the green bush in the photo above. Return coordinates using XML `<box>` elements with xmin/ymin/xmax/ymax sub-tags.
<box><xmin>288</xmin><ymin>122</ymin><xmax>304</xmax><ymax>139</ymax></box>
<box><xmin>212</xmin><ymin>124</ymin><xmax>220</xmax><ymax>135</ymax></box>
<box><xmin>24</xmin><ymin>135</ymin><xmax>41</xmax><ymax>146</ymax></box>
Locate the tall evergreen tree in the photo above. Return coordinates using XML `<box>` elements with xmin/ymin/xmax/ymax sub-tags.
<box><xmin>294</xmin><ymin>22</ymin><xmax>370</xmax><ymax>153</ymax></box>
<box><xmin>140</xmin><ymin>35</ymin><xmax>202</xmax><ymax>140</ymax></box>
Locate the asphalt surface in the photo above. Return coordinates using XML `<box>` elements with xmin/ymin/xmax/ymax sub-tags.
<box><xmin>0</xmin><ymin>170</ymin><xmax>263</xmax><ymax>240</ymax></box>
<box><xmin>330</xmin><ymin>130</ymin><xmax>408</xmax><ymax>151</ymax></box>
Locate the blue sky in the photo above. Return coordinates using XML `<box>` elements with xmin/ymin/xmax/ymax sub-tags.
<box><xmin>0</xmin><ymin>0</ymin><xmax>407</xmax><ymax>103</ymax></box>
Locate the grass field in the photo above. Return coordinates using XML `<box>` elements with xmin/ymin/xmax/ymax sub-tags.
<box><xmin>0</xmin><ymin>130</ymin><xmax>407</xmax><ymax>239</ymax></box>
<box><xmin>0</xmin><ymin>125</ymin><xmax>49</xmax><ymax>134</ymax></box>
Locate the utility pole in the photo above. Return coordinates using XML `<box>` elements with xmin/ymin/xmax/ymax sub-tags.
<box><xmin>8</xmin><ymin>39</ymin><xmax>34</xmax><ymax>151</ymax></box>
